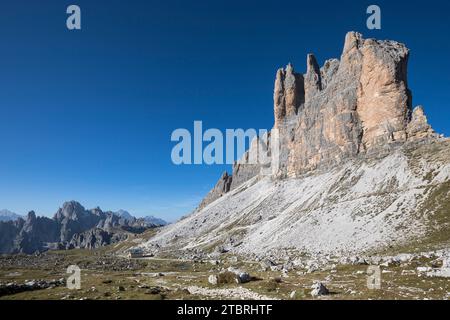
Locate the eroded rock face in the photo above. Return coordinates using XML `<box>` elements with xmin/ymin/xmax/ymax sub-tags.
<box><xmin>68</xmin><ymin>228</ymin><xmax>126</xmax><ymax>250</ymax></box>
<box><xmin>304</xmin><ymin>54</ymin><xmax>322</xmax><ymax>102</ymax></box>
<box><xmin>276</xmin><ymin>32</ymin><xmax>429</xmax><ymax>177</ymax></box>
<box><xmin>407</xmin><ymin>105</ymin><xmax>435</xmax><ymax>140</ymax></box>
<box><xmin>357</xmin><ymin>36</ymin><xmax>412</xmax><ymax>149</ymax></box>
<box><xmin>274</xmin><ymin>63</ymin><xmax>305</xmax><ymax>127</ymax></box>
<box><xmin>198</xmin><ymin>172</ymin><xmax>233</xmax><ymax>210</ymax></box>
<box><xmin>200</xmin><ymin>32</ymin><xmax>439</xmax><ymax>207</ymax></box>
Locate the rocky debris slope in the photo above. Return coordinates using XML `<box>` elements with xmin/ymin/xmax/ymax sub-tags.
<box><xmin>143</xmin><ymin>141</ymin><xmax>450</xmax><ymax>258</ymax></box>
<box><xmin>142</xmin><ymin>32</ymin><xmax>449</xmax><ymax>259</ymax></box>
<box><xmin>0</xmin><ymin>201</ymin><xmax>163</xmax><ymax>254</ymax></box>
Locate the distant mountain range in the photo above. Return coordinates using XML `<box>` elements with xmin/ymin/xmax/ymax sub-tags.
<box><xmin>0</xmin><ymin>209</ymin><xmax>22</xmax><ymax>222</ymax></box>
<box><xmin>114</xmin><ymin>210</ymin><xmax>167</xmax><ymax>227</ymax></box>
<box><xmin>0</xmin><ymin>202</ymin><xmax>167</xmax><ymax>254</ymax></box>
<box><xmin>142</xmin><ymin>215</ymin><xmax>167</xmax><ymax>227</ymax></box>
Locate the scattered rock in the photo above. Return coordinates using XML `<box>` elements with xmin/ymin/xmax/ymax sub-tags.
<box><xmin>138</xmin><ymin>284</ymin><xmax>150</xmax><ymax>289</ymax></box>
<box><xmin>417</xmin><ymin>267</ymin><xmax>433</xmax><ymax>273</ymax></box>
<box><xmin>260</xmin><ymin>259</ymin><xmax>276</xmax><ymax>271</ymax></box>
<box><xmin>0</xmin><ymin>279</ymin><xmax>65</xmax><ymax>297</ymax></box>
<box><xmin>208</xmin><ymin>275</ymin><xmax>218</xmax><ymax>285</ymax></box>
<box><xmin>210</xmin><ymin>260</ymin><xmax>220</xmax><ymax>266</ymax></box>
<box><xmin>227</xmin><ymin>267</ymin><xmax>251</xmax><ymax>283</ymax></box>
<box><xmin>310</xmin><ymin>282</ymin><xmax>329</xmax><ymax>297</ymax></box>
<box><xmin>237</xmin><ymin>272</ymin><xmax>251</xmax><ymax>284</ymax></box>
<box><xmin>145</xmin><ymin>287</ymin><xmax>162</xmax><ymax>295</ymax></box>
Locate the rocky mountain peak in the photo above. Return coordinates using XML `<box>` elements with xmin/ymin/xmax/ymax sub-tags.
<box><xmin>26</xmin><ymin>211</ymin><xmax>36</xmax><ymax>222</ymax></box>
<box><xmin>201</xmin><ymin>31</ymin><xmax>441</xmax><ymax>208</ymax></box>
<box><xmin>54</xmin><ymin>201</ymin><xmax>87</xmax><ymax>221</ymax></box>
<box><xmin>115</xmin><ymin>209</ymin><xmax>134</xmax><ymax>221</ymax></box>
<box><xmin>272</xmin><ymin>31</ymin><xmax>437</xmax><ymax>177</ymax></box>
<box><xmin>274</xmin><ymin>63</ymin><xmax>305</xmax><ymax>126</ymax></box>
<box><xmin>305</xmin><ymin>53</ymin><xmax>322</xmax><ymax>99</ymax></box>
<box><xmin>342</xmin><ymin>31</ymin><xmax>362</xmax><ymax>54</ymax></box>
<box><xmin>407</xmin><ymin>105</ymin><xmax>435</xmax><ymax>139</ymax></box>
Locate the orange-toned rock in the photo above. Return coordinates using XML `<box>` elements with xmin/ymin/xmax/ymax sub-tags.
<box><xmin>357</xmin><ymin>37</ymin><xmax>411</xmax><ymax>150</ymax></box>
<box><xmin>407</xmin><ymin>105</ymin><xmax>436</xmax><ymax>140</ymax></box>
<box><xmin>201</xmin><ymin>32</ymin><xmax>440</xmax><ymax>207</ymax></box>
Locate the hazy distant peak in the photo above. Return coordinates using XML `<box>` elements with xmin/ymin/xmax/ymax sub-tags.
<box><xmin>114</xmin><ymin>209</ymin><xmax>134</xmax><ymax>221</ymax></box>
<box><xmin>0</xmin><ymin>209</ymin><xmax>22</xmax><ymax>222</ymax></box>
<box><xmin>143</xmin><ymin>215</ymin><xmax>167</xmax><ymax>227</ymax></box>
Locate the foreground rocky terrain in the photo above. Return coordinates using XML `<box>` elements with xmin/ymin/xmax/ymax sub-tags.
<box><xmin>0</xmin><ymin>235</ymin><xmax>449</xmax><ymax>300</ymax></box>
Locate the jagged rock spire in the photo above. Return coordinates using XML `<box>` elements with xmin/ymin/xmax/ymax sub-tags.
<box><xmin>407</xmin><ymin>105</ymin><xmax>436</xmax><ymax>140</ymax></box>
<box><xmin>305</xmin><ymin>54</ymin><xmax>322</xmax><ymax>100</ymax></box>
<box><xmin>273</xmin><ymin>68</ymin><xmax>286</xmax><ymax>126</ymax></box>
<box><xmin>274</xmin><ymin>64</ymin><xmax>305</xmax><ymax>127</ymax></box>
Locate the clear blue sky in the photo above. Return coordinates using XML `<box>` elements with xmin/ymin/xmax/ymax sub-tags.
<box><xmin>0</xmin><ymin>0</ymin><xmax>449</xmax><ymax>221</ymax></box>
